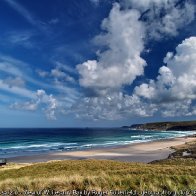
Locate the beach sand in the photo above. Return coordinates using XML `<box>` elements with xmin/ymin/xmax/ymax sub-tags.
<box><xmin>7</xmin><ymin>136</ymin><xmax>196</xmax><ymax>163</ymax></box>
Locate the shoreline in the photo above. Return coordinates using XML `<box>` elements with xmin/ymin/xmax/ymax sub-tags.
<box><xmin>7</xmin><ymin>136</ymin><xmax>196</xmax><ymax>163</ymax></box>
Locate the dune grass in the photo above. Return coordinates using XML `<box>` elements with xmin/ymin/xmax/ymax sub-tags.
<box><xmin>0</xmin><ymin>159</ymin><xmax>195</xmax><ymax>192</ymax></box>
<box><xmin>0</xmin><ymin>163</ymin><xmax>31</xmax><ymax>171</ymax></box>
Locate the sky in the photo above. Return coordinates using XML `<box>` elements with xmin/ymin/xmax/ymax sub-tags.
<box><xmin>0</xmin><ymin>0</ymin><xmax>196</xmax><ymax>127</ymax></box>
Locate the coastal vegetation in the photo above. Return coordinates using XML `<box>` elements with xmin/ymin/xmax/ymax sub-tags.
<box><xmin>128</xmin><ymin>120</ymin><xmax>196</xmax><ymax>131</ymax></box>
<box><xmin>0</xmin><ymin>159</ymin><xmax>195</xmax><ymax>192</ymax></box>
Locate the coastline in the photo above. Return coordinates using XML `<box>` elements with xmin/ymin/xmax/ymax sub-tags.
<box><xmin>7</xmin><ymin>136</ymin><xmax>196</xmax><ymax>163</ymax></box>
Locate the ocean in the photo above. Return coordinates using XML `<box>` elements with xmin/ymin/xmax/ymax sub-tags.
<box><xmin>0</xmin><ymin>128</ymin><xmax>195</xmax><ymax>158</ymax></box>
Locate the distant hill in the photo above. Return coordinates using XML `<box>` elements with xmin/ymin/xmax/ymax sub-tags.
<box><xmin>125</xmin><ymin>121</ymin><xmax>196</xmax><ymax>131</ymax></box>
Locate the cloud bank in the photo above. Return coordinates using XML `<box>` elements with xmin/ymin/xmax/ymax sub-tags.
<box><xmin>7</xmin><ymin>0</ymin><xmax>196</xmax><ymax>121</ymax></box>
<box><xmin>74</xmin><ymin>1</ymin><xmax>196</xmax><ymax>120</ymax></box>
<box><xmin>73</xmin><ymin>37</ymin><xmax>196</xmax><ymax>120</ymax></box>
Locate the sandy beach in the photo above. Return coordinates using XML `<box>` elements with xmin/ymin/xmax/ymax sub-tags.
<box><xmin>7</xmin><ymin>136</ymin><xmax>196</xmax><ymax>163</ymax></box>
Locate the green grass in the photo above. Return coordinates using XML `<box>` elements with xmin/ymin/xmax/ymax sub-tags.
<box><xmin>0</xmin><ymin>159</ymin><xmax>195</xmax><ymax>192</ymax></box>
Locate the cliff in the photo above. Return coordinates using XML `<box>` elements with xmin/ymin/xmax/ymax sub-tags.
<box><xmin>128</xmin><ymin>121</ymin><xmax>196</xmax><ymax>131</ymax></box>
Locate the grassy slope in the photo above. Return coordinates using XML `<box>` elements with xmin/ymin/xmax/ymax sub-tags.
<box><xmin>0</xmin><ymin>159</ymin><xmax>195</xmax><ymax>192</ymax></box>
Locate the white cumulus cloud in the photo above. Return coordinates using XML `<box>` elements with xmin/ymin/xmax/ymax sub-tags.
<box><xmin>77</xmin><ymin>3</ymin><xmax>146</xmax><ymax>95</ymax></box>
<box><xmin>134</xmin><ymin>36</ymin><xmax>196</xmax><ymax>116</ymax></box>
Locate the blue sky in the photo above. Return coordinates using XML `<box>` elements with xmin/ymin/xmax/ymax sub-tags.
<box><xmin>0</xmin><ymin>0</ymin><xmax>196</xmax><ymax>127</ymax></box>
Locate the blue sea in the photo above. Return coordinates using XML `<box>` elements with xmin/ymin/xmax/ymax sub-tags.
<box><xmin>0</xmin><ymin>128</ymin><xmax>195</xmax><ymax>158</ymax></box>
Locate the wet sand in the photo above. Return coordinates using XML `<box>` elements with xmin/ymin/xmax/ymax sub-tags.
<box><xmin>7</xmin><ymin>136</ymin><xmax>196</xmax><ymax>163</ymax></box>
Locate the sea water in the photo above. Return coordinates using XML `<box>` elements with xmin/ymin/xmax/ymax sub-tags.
<box><xmin>0</xmin><ymin>128</ymin><xmax>195</xmax><ymax>158</ymax></box>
